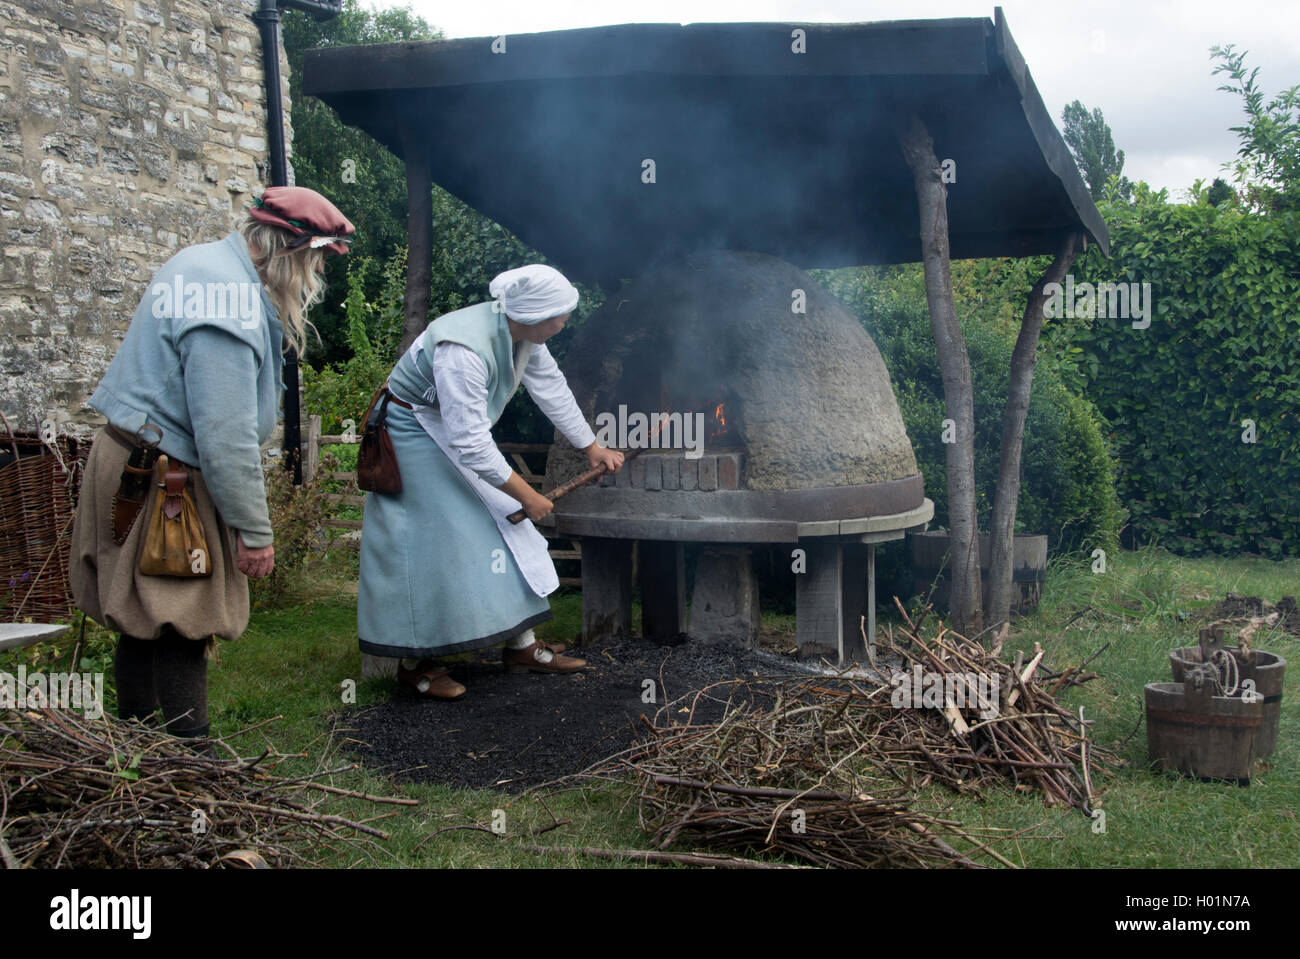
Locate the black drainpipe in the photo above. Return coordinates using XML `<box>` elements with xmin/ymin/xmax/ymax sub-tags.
<box><xmin>252</xmin><ymin>0</ymin><xmax>341</xmax><ymax>484</ymax></box>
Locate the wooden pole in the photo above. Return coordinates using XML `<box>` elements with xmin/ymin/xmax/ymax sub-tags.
<box><xmin>894</xmin><ymin>111</ymin><xmax>983</xmax><ymax>636</ymax></box>
<box><xmin>985</xmin><ymin>234</ymin><xmax>1078</xmax><ymax>629</ymax></box>
<box><xmin>399</xmin><ymin>136</ymin><xmax>433</xmax><ymax>357</ymax></box>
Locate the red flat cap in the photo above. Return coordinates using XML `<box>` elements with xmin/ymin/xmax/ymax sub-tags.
<box><xmin>249</xmin><ymin>186</ymin><xmax>355</xmax><ymax>255</ymax></box>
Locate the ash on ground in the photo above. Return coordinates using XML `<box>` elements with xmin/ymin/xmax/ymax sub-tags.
<box><xmin>336</xmin><ymin>636</ymin><xmax>863</xmax><ymax>794</ymax></box>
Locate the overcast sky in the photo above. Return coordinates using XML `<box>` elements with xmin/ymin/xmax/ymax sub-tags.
<box><xmin>384</xmin><ymin>0</ymin><xmax>1300</xmax><ymax>196</ymax></box>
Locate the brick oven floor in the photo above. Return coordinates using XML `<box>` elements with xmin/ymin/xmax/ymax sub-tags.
<box><xmin>336</xmin><ymin>636</ymin><xmax>819</xmax><ymax>794</ymax></box>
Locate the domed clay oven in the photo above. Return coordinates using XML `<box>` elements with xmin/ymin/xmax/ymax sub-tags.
<box><xmin>544</xmin><ymin>250</ymin><xmax>932</xmax><ymax>661</ymax></box>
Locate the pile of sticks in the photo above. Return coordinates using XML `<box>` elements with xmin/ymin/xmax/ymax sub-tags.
<box><xmin>617</xmin><ymin>685</ymin><xmax>1020</xmax><ymax>867</ymax></box>
<box><xmin>0</xmin><ymin>709</ymin><xmax>413</xmax><ymax>868</ymax></box>
<box><xmin>860</xmin><ymin>600</ymin><xmax>1117</xmax><ymax>812</ymax></box>
<box><xmin>582</xmin><ymin>605</ymin><xmax>1116</xmax><ymax>868</ymax></box>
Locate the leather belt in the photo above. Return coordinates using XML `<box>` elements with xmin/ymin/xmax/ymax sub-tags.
<box><xmin>104</xmin><ymin>424</ymin><xmax>195</xmax><ymax>470</ymax></box>
<box><xmin>383</xmin><ymin>384</ymin><xmax>415</xmax><ymax>410</ymax></box>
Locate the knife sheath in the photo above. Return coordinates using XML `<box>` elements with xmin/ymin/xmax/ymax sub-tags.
<box><xmin>111</xmin><ymin>446</ymin><xmax>159</xmax><ymax>544</ymax></box>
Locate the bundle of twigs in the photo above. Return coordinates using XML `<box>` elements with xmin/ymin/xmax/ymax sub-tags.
<box><xmin>0</xmin><ymin>708</ymin><xmax>414</xmax><ymax>868</ymax></box>
<box><xmin>571</xmin><ymin>605</ymin><xmax>1117</xmax><ymax>868</ymax></box>
<box><xmin>855</xmin><ymin>599</ymin><xmax>1120</xmax><ymax>813</ymax></box>
<box><xmin>611</xmin><ymin>681</ymin><xmax>1016</xmax><ymax>868</ymax></box>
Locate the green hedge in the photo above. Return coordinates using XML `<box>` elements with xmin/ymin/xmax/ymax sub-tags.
<box><xmin>1057</xmin><ymin>184</ymin><xmax>1300</xmax><ymax>557</ymax></box>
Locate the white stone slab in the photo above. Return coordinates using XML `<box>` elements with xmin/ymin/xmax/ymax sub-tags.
<box><xmin>0</xmin><ymin>623</ymin><xmax>70</xmax><ymax>652</ymax></box>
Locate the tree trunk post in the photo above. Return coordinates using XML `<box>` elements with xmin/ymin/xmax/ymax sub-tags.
<box><xmin>399</xmin><ymin>137</ymin><xmax>433</xmax><ymax>356</ymax></box>
<box><xmin>894</xmin><ymin>112</ymin><xmax>983</xmax><ymax>636</ymax></box>
<box><xmin>985</xmin><ymin>233</ymin><xmax>1079</xmax><ymax>631</ymax></box>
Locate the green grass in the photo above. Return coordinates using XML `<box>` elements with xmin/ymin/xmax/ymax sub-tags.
<box><xmin>5</xmin><ymin>545</ymin><xmax>1297</xmax><ymax>868</ymax></box>
<box><xmin>970</xmin><ymin>547</ymin><xmax>1300</xmax><ymax>867</ymax></box>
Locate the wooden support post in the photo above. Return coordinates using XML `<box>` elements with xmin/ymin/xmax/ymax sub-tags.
<box><xmin>639</xmin><ymin>540</ymin><xmax>686</xmax><ymax>640</ymax></box>
<box><xmin>866</xmin><ymin>542</ymin><xmax>877</xmax><ymax>661</ymax></box>
<box><xmin>304</xmin><ymin>414</ymin><xmax>321</xmax><ymax>484</ymax></box>
<box><xmin>840</xmin><ymin>543</ymin><xmax>869</xmax><ymax>663</ymax></box>
<box><xmin>985</xmin><ymin>234</ymin><xmax>1078</xmax><ymax>631</ymax></box>
<box><xmin>581</xmin><ymin>537</ymin><xmax>633</xmax><ymax>645</ymax></box>
<box><xmin>895</xmin><ymin>110</ymin><xmax>983</xmax><ymax>636</ymax></box>
<box><xmin>398</xmin><ymin>136</ymin><xmax>433</xmax><ymax>356</ymax></box>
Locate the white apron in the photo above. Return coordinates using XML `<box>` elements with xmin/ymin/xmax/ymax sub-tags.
<box><xmin>407</xmin><ymin>338</ymin><xmax>559</xmax><ymax>598</ymax></box>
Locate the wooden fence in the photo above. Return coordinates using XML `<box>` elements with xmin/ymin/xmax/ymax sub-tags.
<box><xmin>303</xmin><ymin>415</ymin><xmax>582</xmax><ymax>585</ymax></box>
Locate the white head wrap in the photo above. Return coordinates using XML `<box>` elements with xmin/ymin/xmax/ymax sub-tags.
<box><xmin>488</xmin><ymin>265</ymin><xmax>579</xmax><ymax>324</ymax></box>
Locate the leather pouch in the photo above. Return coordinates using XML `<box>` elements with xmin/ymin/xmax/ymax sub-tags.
<box><xmin>357</xmin><ymin>385</ymin><xmax>403</xmax><ymax>495</ymax></box>
<box><xmin>139</xmin><ymin>455</ymin><xmax>212</xmax><ymax>577</ymax></box>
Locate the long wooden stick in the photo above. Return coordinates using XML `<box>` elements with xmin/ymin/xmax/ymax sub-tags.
<box><xmin>521</xmin><ymin>844</ymin><xmax>810</xmax><ymax>869</ymax></box>
<box><xmin>507</xmin><ymin>445</ymin><xmax>648</xmax><ymax>524</ymax></box>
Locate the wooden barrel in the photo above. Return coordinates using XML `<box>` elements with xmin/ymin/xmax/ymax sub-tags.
<box><xmin>909</xmin><ymin>531</ymin><xmax>1048</xmax><ymax>615</ymax></box>
<box><xmin>1170</xmin><ymin>646</ymin><xmax>1286</xmax><ymax>759</ymax></box>
<box><xmin>1145</xmin><ymin>681</ymin><xmax>1262</xmax><ymax>785</ymax></box>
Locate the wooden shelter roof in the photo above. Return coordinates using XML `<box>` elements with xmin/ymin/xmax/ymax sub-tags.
<box><xmin>303</xmin><ymin>7</ymin><xmax>1107</xmax><ymax>287</ymax></box>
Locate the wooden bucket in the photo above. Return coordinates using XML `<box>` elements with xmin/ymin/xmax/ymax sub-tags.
<box><xmin>1145</xmin><ymin>680</ymin><xmax>1262</xmax><ymax>785</ymax></box>
<box><xmin>1170</xmin><ymin>646</ymin><xmax>1286</xmax><ymax>759</ymax></box>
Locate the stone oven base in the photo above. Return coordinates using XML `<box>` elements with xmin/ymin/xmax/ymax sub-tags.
<box><xmin>572</xmin><ymin>500</ymin><xmax>934</xmax><ymax>663</ymax></box>
<box><xmin>554</xmin><ymin>475</ymin><xmax>927</xmax><ymax>543</ymax></box>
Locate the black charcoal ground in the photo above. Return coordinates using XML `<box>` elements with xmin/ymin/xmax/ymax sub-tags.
<box><xmin>337</xmin><ymin>637</ymin><xmax>846</xmax><ymax>794</ymax></box>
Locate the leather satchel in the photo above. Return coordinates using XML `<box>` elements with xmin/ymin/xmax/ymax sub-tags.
<box><xmin>139</xmin><ymin>454</ymin><xmax>212</xmax><ymax>577</ymax></box>
<box><xmin>356</xmin><ymin>384</ymin><xmax>404</xmax><ymax>495</ymax></box>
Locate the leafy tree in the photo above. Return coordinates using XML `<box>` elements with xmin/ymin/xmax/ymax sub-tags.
<box><xmin>1061</xmin><ymin>100</ymin><xmax>1133</xmax><ymax>202</ymax></box>
<box><xmin>1206</xmin><ymin>177</ymin><xmax>1235</xmax><ymax>207</ymax></box>
<box><xmin>282</xmin><ymin>1</ymin><xmax>440</xmax><ymax>362</ymax></box>
<box><xmin>285</xmin><ymin>2</ymin><xmax>605</xmax><ymax>441</ymax></box>
<box><xmin>1211</xmin><ymin>44</ymin><xmax>1300</xmax><ymax>213</ymax></box>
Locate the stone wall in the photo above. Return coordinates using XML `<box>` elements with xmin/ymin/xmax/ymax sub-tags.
<box><xmin>0</xmin><ymin>0</ymin><xmax>291</xmax><ymax>431</ymax></box>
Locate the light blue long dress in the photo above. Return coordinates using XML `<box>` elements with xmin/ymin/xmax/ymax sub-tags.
<box><xmin>357</xmin><ymin>303</ymin><xmax>574</xmax><ymax>659</ymax></box>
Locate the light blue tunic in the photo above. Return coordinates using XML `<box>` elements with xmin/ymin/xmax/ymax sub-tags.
<box><xmin>88</xmin><ymin>231</ymin><xmax>284</xmax><ymax>546</ymax></box>
<box><xmin>356</xmin><ymin>304</ymin><xmax>552</xmax><ymax>659</ymax></box>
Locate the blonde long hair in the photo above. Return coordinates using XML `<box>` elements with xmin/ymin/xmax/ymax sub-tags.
<box><xmin>236</xmin><ymin>211</ymin><xmax>328</xmax><ymax>356</ymax></box>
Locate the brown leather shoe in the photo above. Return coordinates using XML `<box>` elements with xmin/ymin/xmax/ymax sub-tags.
<box><xmin>503</xmin><ymin>641</ymin><xmax>587</xmax><ymax>674</ymax></box>
<box><xmin>396</xmin><ymin>660</ymin><xmax>466</xmax><ymax>699</ymax></box>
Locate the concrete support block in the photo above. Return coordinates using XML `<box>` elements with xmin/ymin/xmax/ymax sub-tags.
<box><xmin>361</xmin><ymin>653</ymin><xmax>398</xmax><ymax>680</ymax></box>
<box><xmin>688</xmin><ymin>546</ymin><xmax>759</xmax><ymax>648</ymax></box>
